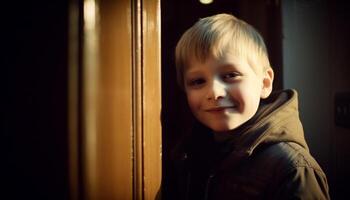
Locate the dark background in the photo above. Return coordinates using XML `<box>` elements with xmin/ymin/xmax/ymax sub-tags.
<box><xmin>3</xmin><ymin>1</ymin><xmax>70</xmax><ymax>199</ymax></box>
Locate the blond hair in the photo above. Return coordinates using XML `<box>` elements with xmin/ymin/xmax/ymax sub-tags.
<box><xmin>175</xmin><ymin>13</ymin><xmax>271</xmax><ymax>89</ymax></box>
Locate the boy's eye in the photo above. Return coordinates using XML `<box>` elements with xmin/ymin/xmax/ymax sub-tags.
<box><xmin>221</xmin><ymin>72</ymin><xmax>240</xmax><ymax>81</ymax></box>
<box><xmin>187</xmin><ymin>78</ymin><xmax>206</xmax><ymax>87</ymax></box>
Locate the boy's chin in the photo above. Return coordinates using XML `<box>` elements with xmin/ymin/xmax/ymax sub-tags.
<box><xmin>206</xmin><ymin>120</ymin><xmax>247</xmax><ymax>133</ymax></box>
<box><xmin>209</xmin><ymin>125</ymin><xmax>238</xmax><ymax>133</ymax></box>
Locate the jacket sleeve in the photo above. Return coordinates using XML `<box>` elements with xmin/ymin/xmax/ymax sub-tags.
<box><xmin>273</xmin><ymin>166</ymin><xmax>330</xmax><ymax>200</ymax></box>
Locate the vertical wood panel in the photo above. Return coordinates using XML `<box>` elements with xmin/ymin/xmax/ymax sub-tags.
<box><xmin>98</xmin><ymin>0</ymin><xmax>133</xmax><ymax>199</ymax></box>
<box><xmin>68</xmin><ymin>0</ymin><xmax>80</xmax><ymax>199</ymax></box>
<box><xmin>82</xmin><ymin>0</ymin><xmax>134</xmax><ymax>199</ymax></box>
<box><xmin>142</xmin><ymin>0</ymin><xmax>162</xmax><ymax>199</ymax></box>
<box><xmin>83</xmin><ymin>0</ymin><xmax>99</xmax><ymax>198</ymax></box>
<box><xmin>132</xmin><ymin>1</ymin><xmax>143</xmax><ymax>199</ymax></box>
<box><xmin>72</xmin><ymin>0</ymin><xmax>161</xmax><ymax>199</ymax></box>
<box><xmin>132</xmin><ymin>0</ymin><xmax>162</xmax><ymax>199</ymax></box>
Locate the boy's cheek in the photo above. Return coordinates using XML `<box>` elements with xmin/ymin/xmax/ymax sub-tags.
<box><xmin>186</xmin><ymin>93</ymin><xmax>196</xmax><ymax>108</ymax></box>
<box><xmin>186</xmin><ymin>92</ymin><xmax>201</xmax><ymax>110</ymax></box>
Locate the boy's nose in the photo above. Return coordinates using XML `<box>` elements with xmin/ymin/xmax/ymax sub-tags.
<box><xmin>207</xmin><ymin>79</ymin><xmax>227</xmax><ymax>100</ymax></box>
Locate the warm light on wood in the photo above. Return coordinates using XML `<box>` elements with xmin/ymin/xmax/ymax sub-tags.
<box><xmin>142</xmin><ymin>0</ymin><xmax>162</xmax><ymax>199</ymax></box>
<box><xmin>69</xmin><ymin>0</ymin><xmax>162</xmax><ymax>199</ymax></box>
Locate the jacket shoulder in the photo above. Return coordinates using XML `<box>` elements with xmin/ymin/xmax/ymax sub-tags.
<box><xmin>254</xmin><ymin>142</ymin><xmax>330</xmax><ymax>199</ymax></box>
<box><xmin>258</xmin><ymin>142</ymin><xmax>323</xmax><ymax>172</ymax></box>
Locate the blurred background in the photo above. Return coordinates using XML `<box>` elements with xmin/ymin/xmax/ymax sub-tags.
<box><xmin>3</xmin><ymin>0</ymin><xmax>350</xmax><ymax>199</ymax></box>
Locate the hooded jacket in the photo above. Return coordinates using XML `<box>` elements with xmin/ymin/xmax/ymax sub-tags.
<box><xmin>165</xmin><ymin>89</ymin><xmax>330</xmax><ymax>200</ymax></box>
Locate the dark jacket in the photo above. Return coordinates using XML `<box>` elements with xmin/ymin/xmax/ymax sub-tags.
<box><xmin>165</xmin><ymin>89</ymin><xmax>330</xmax><ymax>200</ymax></box>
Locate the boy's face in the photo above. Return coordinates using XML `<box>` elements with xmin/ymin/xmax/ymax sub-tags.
<box><xmin>184</xmin><ymin>52</ymin><xmax>272</xmax><ymax>133</ymax></box>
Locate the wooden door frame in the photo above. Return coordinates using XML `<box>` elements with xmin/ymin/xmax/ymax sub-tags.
<box><xmin>68</xmin><ymin>0</ymin><xmax>161</xmax><ymax>199</ymax></box>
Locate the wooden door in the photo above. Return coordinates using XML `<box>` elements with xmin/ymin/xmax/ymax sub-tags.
<box><xmin>68</xmin><ymin>0</ymin><xmax>161</xmax><ymax>199</ymax></box>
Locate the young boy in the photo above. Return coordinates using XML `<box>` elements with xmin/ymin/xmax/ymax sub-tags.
<box><xmin>166</xmin><ymin>13</ymin><xmax>330</xmax><ymax>200</ymax></box>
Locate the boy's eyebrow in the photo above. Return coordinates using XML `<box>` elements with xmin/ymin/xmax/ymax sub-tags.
<box><xmin>220</xmin><ymin>63</ymin><xmax>237</xmax><ymax>68</ymax></box>
<box><xmin>184</xmin><ymin>70</ymin><xmax>203</xmax><ymax>77</ymax></box>
<box><xmin>217</xmin><ymin>63</ymin><xmax>241</xmax><ymax>71</ymax></box>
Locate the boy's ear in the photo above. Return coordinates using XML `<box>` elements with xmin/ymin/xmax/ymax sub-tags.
<box><xmin>260</xmin><ymin>68</ymin><xmax>274</xmax><ymax>99</ymax></box>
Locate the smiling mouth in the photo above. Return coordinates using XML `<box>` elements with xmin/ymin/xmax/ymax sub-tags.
<box><xmin>205</xmin><ymin>106</ymin><xmax>236</xmax><ymax>112</ymax></box>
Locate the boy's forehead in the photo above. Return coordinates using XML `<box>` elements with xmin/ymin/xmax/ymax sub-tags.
<box><xmin>184</xmin><ymin>50</ymin><xmax>263</xmax><ymax>75</ymax></box>
<box><xmin>186</xmin><ymin>51</ymin><xmax>244</xmax><ymax>68</ymax></box>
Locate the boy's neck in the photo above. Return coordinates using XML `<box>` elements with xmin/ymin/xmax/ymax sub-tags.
<box><xmin>213</xmin><ymin>130</ymin><xmax>241</xmax><ymax>143</ymax></box>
